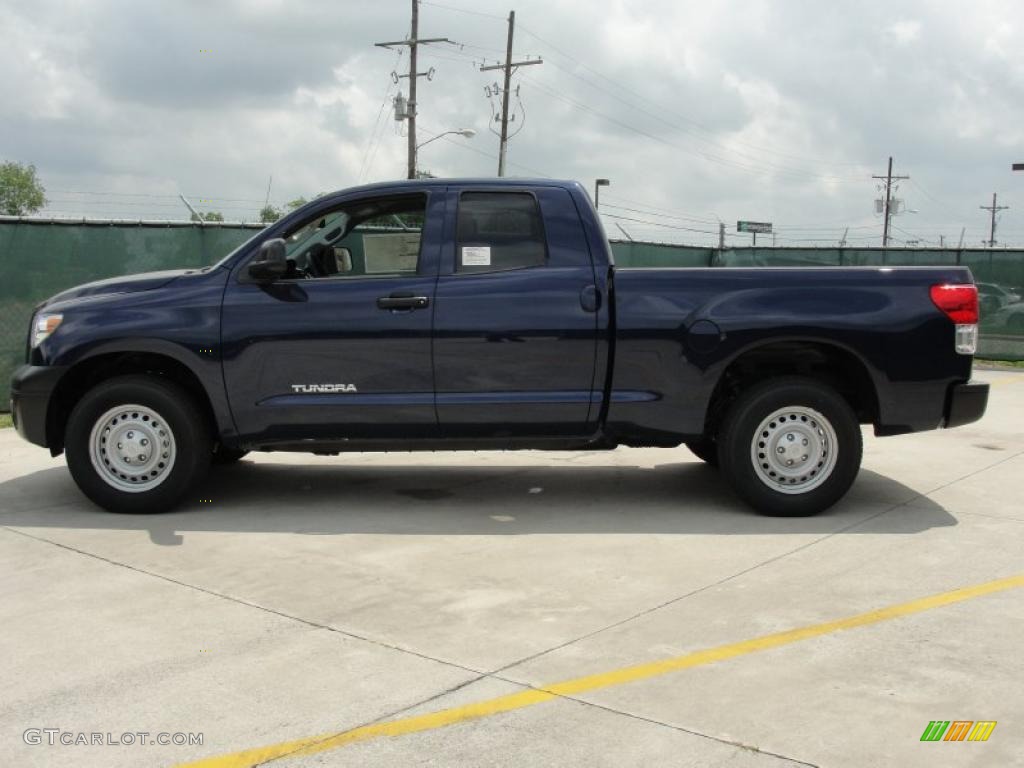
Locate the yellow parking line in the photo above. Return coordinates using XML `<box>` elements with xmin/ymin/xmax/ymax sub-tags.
<box><xmin>177</xmin><ymin>573</ymin><xmax>1024</xmax><ymax>768</ymax></box>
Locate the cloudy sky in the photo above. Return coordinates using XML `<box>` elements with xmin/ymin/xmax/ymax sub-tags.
<box><xmin>2</xmin><ymin>0</ymin><xmax>1023</xmax><ymax>247</ymax></box>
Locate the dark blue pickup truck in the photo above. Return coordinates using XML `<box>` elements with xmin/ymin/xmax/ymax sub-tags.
<box><xmin>10</xmin><ymin>179</ymin><xmax>988</xmax><ymax>516</ymax></box>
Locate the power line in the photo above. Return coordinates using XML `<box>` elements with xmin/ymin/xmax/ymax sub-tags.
<box><xmin>422</xmin><ymin>1</ymin><xmax>867</xmax><ymax>179</ymax></box>
<box><xmin>530</xmin><ymin>56</ymin><xmax>862</xmax><ymax>182</ymax></box>
<box><xmin>419</xmin><ymin>0</ymin><xmax>505</xmax><ymax>20</ymax></box>
<box><xmin>600</xmin><ymin>194</ymin><xmax>722</xmax><ymax>224</ymax></box>
<box><xmin>515</xmin><ymin>22</ymin><xmax>866</xmax><ymax>176</ymax></box>
<box><xmin>50</xmin><ymin>189</ymin><xmax>271</xmax><ymax>203</ymax></box>
<box><xmin>907</xmin><ymin>178</ymin><xmax>963</xmax><ymax>222</ymax></box>
<box><xmin>598</xmin><ymin>202</ymin><xmax>721</xmax><ymax>226</ymax></box>
<box><xmin>358</xmin><ymin>49</ymin><xmax>403</xmax><ymax>183</ymax></box>
<box><xmin>45</xmin><ymin>199</ymin><xmax>262</xmax><ymax>210</ymax></box>
<box><xmin>519</xmin><ymin>73</ymin><xmax>863</xmax><ymax>184</ymax></box>
<box><xmin>416</xmin><ymin>120</ymin><xmax>552</xmax><ymax>177</ymax></box>
<box><xmin>599</xmin><ymin>211</ymin><xmax>720</xmax><ymax>236</ymax></box>
<box><xmin>891</xmin><ymin>223</ymin><xmax>933</xmax><ymax>246</ymax></box>
<box><xmin>449</xmin><ymin>40</ymin><xmax>512</xmax><ymax>57</ymax></box>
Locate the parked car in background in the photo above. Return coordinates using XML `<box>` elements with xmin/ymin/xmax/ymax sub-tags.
<box><xmin>977</xmin><ymin>282</ymin><xmax>1022</xmax><ymax>315</ymax></box>
<box><xmin>987</xmin><ymin>300</ymin><xmax>1024</xmax><ymax>333</ymax></box>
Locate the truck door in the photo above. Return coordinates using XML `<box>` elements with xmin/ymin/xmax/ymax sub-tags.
<box><xmin>221</xmin><ymin>191</ymin><xmax>442</xmax><ymax>443</ymax></box>
<box><xmin>432</xmin><ymin>187</ymin><xmax>600</xmax><ymax>436</ymax></box>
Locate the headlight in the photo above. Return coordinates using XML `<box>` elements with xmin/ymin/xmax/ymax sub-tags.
<box><xmin>32</xmin><ymin>313</ymin><xmax>63</xmax><ymax>348</ymax></box>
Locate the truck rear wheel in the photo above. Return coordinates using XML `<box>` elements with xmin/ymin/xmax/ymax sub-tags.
<box><xmin>718</xmin><ymin>377</ymin><xmax>862</xmax><ymax>516</ymax></box>
<box><xmin>65</xmin><ymin>375</ymin><xmax>211</xmax><ymax>513</ymax></box>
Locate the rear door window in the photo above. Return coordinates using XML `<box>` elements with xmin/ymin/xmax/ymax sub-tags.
<box><xmin>456</xmin><ymin>192</ymin><xmax>547</xmax><ymax>273</ymax></box>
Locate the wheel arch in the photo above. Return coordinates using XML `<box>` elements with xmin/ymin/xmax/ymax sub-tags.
<box><xmin>46</xmin><ymin>349</ymin><xmax>224</xmax><ymax>455</ymax></box>
<box><xmin>703</xmin><ymin>338</ymin><xmax>880</xmax><ymax>439</ymax></box>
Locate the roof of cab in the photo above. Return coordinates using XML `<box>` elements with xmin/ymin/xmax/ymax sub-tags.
<box><xmin>321</xmin><ymin>178</ymin><xmax>583</xmax><ymax>198</ymax></box>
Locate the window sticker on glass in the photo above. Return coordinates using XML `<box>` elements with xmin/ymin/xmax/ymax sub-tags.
<box><xmin>461</xmin><ymin>246</ymin><xmax>491</xmax><ymax>267</ymax></box>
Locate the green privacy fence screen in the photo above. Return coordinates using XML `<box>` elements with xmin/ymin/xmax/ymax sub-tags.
<box><xmin>0</xmin><ymin>220</ymin><xmax>261</xmax><ymax>409</ymax></box>
<box><xmin>1</xmin><ymin>220</ymin><xmax>1022</xmax><ymax>409</ymax></box>
<box><xmin>611</xmin><ymin>240</ymin><xmax>1024</xmax><ymax>361</ymax></box>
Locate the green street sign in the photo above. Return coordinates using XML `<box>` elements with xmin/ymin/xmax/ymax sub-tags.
<box><xmin>737</xmin><ymin>221</ymin><xmax>772</xmax><ymax>234</ymax></box>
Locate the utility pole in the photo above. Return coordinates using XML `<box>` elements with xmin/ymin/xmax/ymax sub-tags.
<box><xmin>872</xmin><ymin>156</ymin><xmax>909</xmax><ymax>248</ymax></box>
<box><xmin>718</xmin><ymin>222</ymin><xmax>725</xmax><ymax>251</ymax></box>
<box><xmin>406</xmin><ymin>0</ymin><xmax>419</xmax><ymax>181</ymax></box>
<box><xmin>480</xmin><ymin>11</ymin><xmax>542</xmax><ymax>176</ymax></box>
<box><xmin>980</xmin><ymin>193</ymin><xmax>1009</xmax><ymax>247</ymax></box>
<box><xmin>375</xmin><ymin>1</ymin><xmax>450</xmax><ymax>179</ymax></box>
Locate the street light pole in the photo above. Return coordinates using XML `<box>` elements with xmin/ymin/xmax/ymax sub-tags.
<box><xmin>594</xmin><ymin>178</ymin><xmax>610</xmax><ymax>210</ymax></box>
<box><xmin>413</xmin><ymin>129</ymin><xmax>475</xmax><ymax>178</ymax></box>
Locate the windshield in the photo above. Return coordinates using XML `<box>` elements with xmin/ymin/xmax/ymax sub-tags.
<box><xmin>284</xmin><ymin>210</ymin><xmax>351</xmax><ymax>259</ymax></box>
<box><xmin>208</xmin><ymin>209</ymin><xmax>352</xmax><ymax>273</ymax></box>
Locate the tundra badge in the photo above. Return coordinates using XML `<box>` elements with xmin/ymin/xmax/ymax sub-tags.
<box><xmin>291</xmin><ymin>384</ymin><xmax>358</xmax><ymax>393</ymax></box>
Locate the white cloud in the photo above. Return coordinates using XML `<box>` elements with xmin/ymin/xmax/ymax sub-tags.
<box><xmin>0</xmin><ymin>0</ymin><xmax>1021</xmax><ymax>247</ymax></box>
<box><xmin>887</xmin><ymin>19</ymin><xmax>922</xmax><ymax>45</ymax></box>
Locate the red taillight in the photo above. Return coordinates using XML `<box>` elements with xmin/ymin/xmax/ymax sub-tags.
<box><xmin>930</xmin><ymin>284</ymin><xmax>979</xmax><ymax>324</ymax></box>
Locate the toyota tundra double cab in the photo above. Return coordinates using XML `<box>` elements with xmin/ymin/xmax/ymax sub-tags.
<box><xmin>10</xmin><ymin>179</ymin><xmax>989</xmax><ymax>516</ymax></box>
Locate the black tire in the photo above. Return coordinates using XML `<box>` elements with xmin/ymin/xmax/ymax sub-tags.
<box><xmin>65</xmin><ymin>375</ymin><xmax>211</xmax><ymax>513</ymax></box>
<box><xmin>685</xmin><ymin>437</ymin><xmax>719</xmax><ymax>467</ymax></box>
<box><xmin>717</xmin><ymin>377</ymin><xmax>862</xmax><ymax>517</ymax></box>
<box><xmin>212</xmin><ymin>447</ymin><xmax>249</xmax><ymax>465</ymax></box>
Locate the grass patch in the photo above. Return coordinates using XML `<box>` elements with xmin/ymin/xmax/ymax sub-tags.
<box><xmin>976</xmin><ymin>359</ymin><xmax>1024</xmax><ymax>369</ymax></box>
<box><xmin>0</xmin><ymin>413</ymin><xmax>12</xmax><ymax>429</ymax></box>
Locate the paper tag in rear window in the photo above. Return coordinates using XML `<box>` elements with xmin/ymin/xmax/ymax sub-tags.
<box><xmin>461</xmin><ymin>246</ymin><xmax>491</xmax><ymax>267</ymax></box>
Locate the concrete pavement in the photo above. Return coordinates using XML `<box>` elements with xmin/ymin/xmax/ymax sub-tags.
<box><xmin>1</xmin><ymin>370</ymin><xmax>1022</xmax><ymax>767</ymax></box>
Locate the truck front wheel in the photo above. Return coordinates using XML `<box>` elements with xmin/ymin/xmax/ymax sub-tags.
<box><xmin>65</xmin><ymin>375</ymin><xmax>211</xmax><ymax>513</ymax></box>
<box><xmin>212</xmin><ymin>447</ymin><xmax>249</xmax><ymax>465</ymax></box>
<box><xmin>685</xmin><ymin>437</ymin><xmax>719</xmax><ymax>467</ymax></box>
<box><xmin>718</xmin><ymin>377</ymin><xmax>862</xmax><ymax>516</ymax></box>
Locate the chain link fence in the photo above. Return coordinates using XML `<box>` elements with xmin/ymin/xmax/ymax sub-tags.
<box><xmin>1</xmin><ymin>220</ymin><xmax>1021</xmax><ymax>409</ymax></box>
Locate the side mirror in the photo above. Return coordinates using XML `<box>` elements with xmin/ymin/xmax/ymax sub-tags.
<box><xmin>248</xmin><ymin>238</ymin><xmax>288</xmax><ymax>281</ymax></box>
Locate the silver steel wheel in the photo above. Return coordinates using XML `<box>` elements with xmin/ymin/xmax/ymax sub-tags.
<box><xmin>89</xmin><ymin>404</ymin><xmax>177</xmax><ymax>493</ymax></box>
<box><xmin>750</xmin><ymin>406</ymin><xmax>838</xmax><ymax>495</ymax></box>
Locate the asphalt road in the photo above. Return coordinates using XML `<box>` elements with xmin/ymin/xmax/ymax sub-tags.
<box><xmin>2</xmin><ymin>370</ymin><xmax>1022</xmax><ymax>767</ymax></box>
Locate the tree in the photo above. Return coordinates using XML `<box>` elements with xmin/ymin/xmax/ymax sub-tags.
<box><xmin>194</xmin><ymin>211</ymin><xmax>224</xmax><ymax>222</ymax></box>
<box><xmin>260</xmin><ymin>193</ymin><xmax>322</xmax><ymax>224</ymax></box>
<box><xmin>0</xmin><ymin>161</ymin><xmax>47</xmax><ymax>216</ymax></box>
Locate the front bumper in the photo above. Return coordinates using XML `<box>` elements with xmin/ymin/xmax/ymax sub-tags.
<box><xmin>9</xmin><ymin>364</ymin><xmax>68</xmax><ymax>449</ymax></box>
<box><xmin>944</xmin><ymin>380</ymin><xmax>989</xmax><ymax>429</ymax></box>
